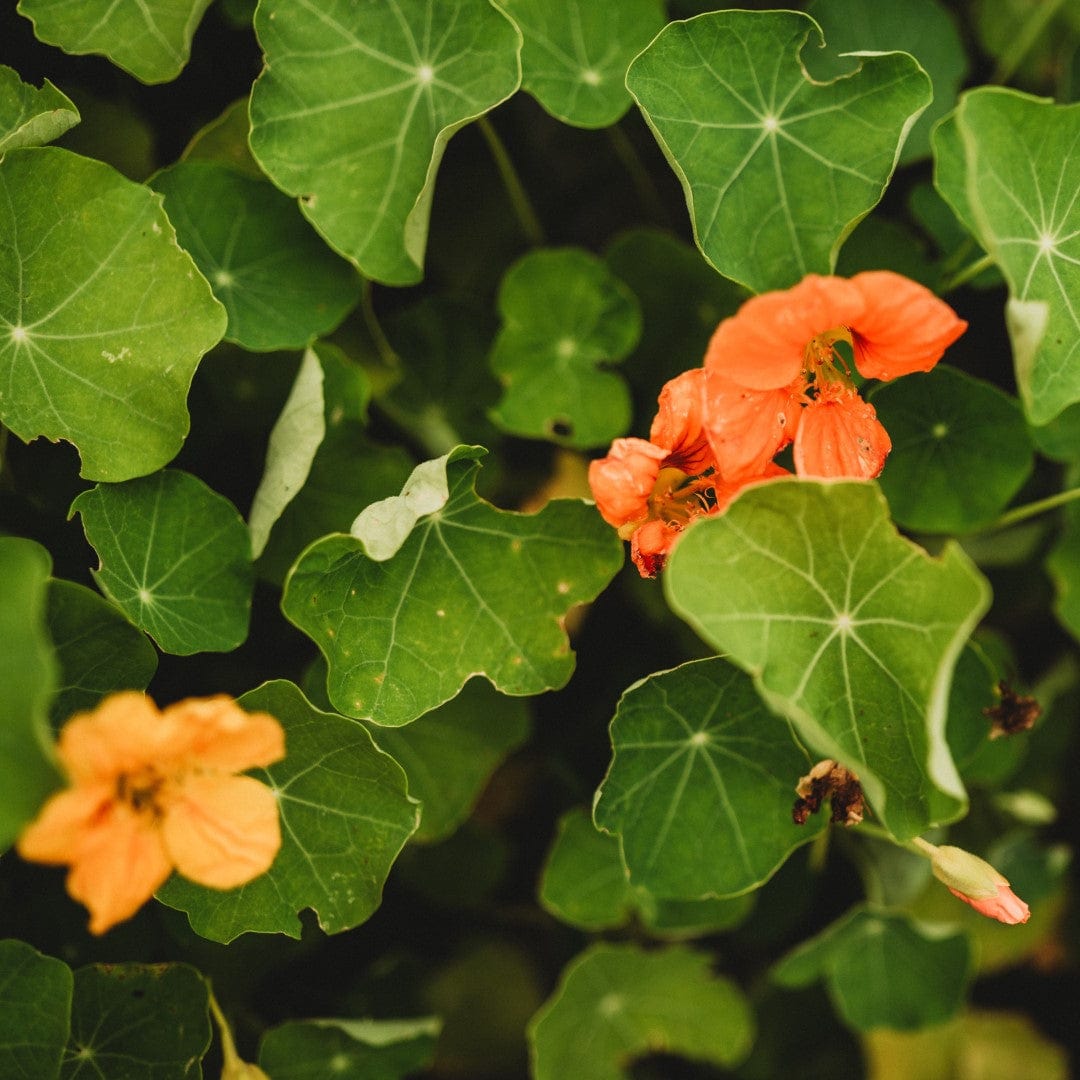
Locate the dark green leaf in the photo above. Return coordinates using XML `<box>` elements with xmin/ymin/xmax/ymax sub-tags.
<box><xmin>0</xmin><ymin>939</ymin><xmax>72</xmax><ymax>1080</ymax></box>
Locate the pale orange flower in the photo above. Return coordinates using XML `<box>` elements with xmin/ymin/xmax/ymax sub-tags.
<box><xmin>17</xmin><ymin>692</ymin><xmax>285</xmax><ymax>935</ymax></box>
<box><xmin>793</xmin><ymin>384</ymin><xmax>892</xmax><ymax>479</ymax></box>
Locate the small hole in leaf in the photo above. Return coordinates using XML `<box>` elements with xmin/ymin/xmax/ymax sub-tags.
<box><xmin>549</xmin><ymin>417</ymin><xmax>574</xmax><ymax>438</ymax></box>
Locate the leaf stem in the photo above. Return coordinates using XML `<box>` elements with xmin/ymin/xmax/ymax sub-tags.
<box><xmin>607</xmin><ymin>122</ymin><xmax>670</xmax><ymax>227</ymax></box>
<box><xmin>940</xmin><ymin>253</ymin><xmax>995</xmax><ymax>294</ymax></box>
<box><xmin>990</xmin><ymin>0</ymin><xmax>1067</xmax><ymax>84</ymax></box>
<box><xmin>984</xmin><ymin>486</ymin><xmax>1080</xmax><ymax>532</ymax></box>
<box><xmin>360</xmin><ymin>279</ymin><xmax>400</xmax><ymax>372</ymax></box>
<box><xmin>477</xmin><ymin>116</ymin><xmax>544</xmax><ymax>246</ymax></box>
<box><xmin>855</xmin><ymin>820</ymin><xmax>929</xmax><ymax>858</ymax></box>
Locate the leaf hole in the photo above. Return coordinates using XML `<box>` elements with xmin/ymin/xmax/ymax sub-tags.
<box><xmin>548</xmin><ymin>416</ymin><xmax>574</xmax><ymax>439</ymax></box>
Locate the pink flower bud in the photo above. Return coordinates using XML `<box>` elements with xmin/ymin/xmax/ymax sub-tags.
<box><xmin>916</xmin><ymin>841</ymin><xmax>1030</xmax><ymax>925</ymax></box>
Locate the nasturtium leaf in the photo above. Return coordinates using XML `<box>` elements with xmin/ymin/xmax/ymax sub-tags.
<box><xmin>488</xmin><ymin>248</ymin><xmax>639</xmax><ymax>448</ymax></box>
<box><xmin>46</xmin><ymin>579</ymin><xmax>158</xmax><ymax>728</ymax></box>
<box><xmin>282</xmin><ymin>446</ymin><xmax>623</xmax><ymax>726</ymax></box>
<box><xmin>626</xmin><ymin>10</ymin><xmax>931</xmax><ymax>293</ymax></box>
<box><xmin>70</xmin><ymin>469</ymin><xmax>253</xmax><ymax>656</ymax></box>
<box><xmin>1029</xmin><ymin>401</ymin><xmax>1080</xmax><ymax>462</ymax></box>
<box><xmin>1047</xmin><ymin>499</ymin><xmax>1080</xmax><ymax>646</ymax></box>
<box><xmin>772</xmin><ymin>907</ymin><xmax>971</xmax><ymax>1031</ymax></box>
<box><xmin>803</xmin><ymin>0</ymin><xmax>967</xmax><ymax>163</ymax></box>
<box><xmin>0</xmin><ymin>148</ymin><xmax>226</xmax><ymax>482</ymax></box>
<box><xmin>499</xmin><ymin>0</ymin><xmax>665</xmax><ymax>128</ymax></box>
<box><xmin>0</xmin><ymin>939</ymin><xmax>72</xmax><ymax>1080</ymax></box>
<box><xmin>259</xmin><ymin>1017</ymin><xmax>440</xmax><ymax>1080</ymax></box>
<box><xmin>63</xmin><ymin>963</ymin><xmax>210</xmax><ymax>1079</ymax></box>
<box><xmin>872</xmin><ymin>366</ymin><xmax>1034</xmax><ymax>533</ymax></box>
<box><xmin>595</xmin><ymin>658</ymin><xmax>826</xmax><ymax>899</ymax></box>
<box><xmin>0</xmin><ymin>537</ymin><xmax>62</xmax><ymax>850</ymax></box>
<box><xmin>180</xmin><ymin>98</ymin><xmax>262</xmax><ymax>177</ymax></box>
<box><xmin>158</xmin><ymin>680</ymin><xmax>418</xmax><ymax>942</ymax></box>
<box><xmin>937</xmin><ymin>89</ymin><xmax>1080</xmax><ymax>425</ymax></box>
<box><xmin>365</xmin><ymin>677</ymin><xmax>530</xmax><ymax>842</ymax></box>
<box><xmin>665</xmin><ymin>480</ymin><xmax>990</xmax><ymax>840</ymax></box>
<box><xmin>249</xmin><ymin>0</ymin><xmax>522</xmax><ymax>285</ymax></box>
<box><xmin>16</xmin><ymin>0</ymin><xmax>214</xmax><ymax>85</ymax></box>
<box><xmin>151</xmin><ymin>163</ymin><xmax>361</xmax><ymax>351</ymax></box>
<box><xmin>528</xmin><ymin>943</ymin><xmax>754</xmax><ymax>1080</ymax></box>
<box><xmin>834</xmin><ymin>214</ymin><xmax>937</xmax><ymax>287</ymax></box>
<box><xmin>908</xmin><ymin>180</ymin><xmax>1001</xmax><ymax>291</ymax></box>
<box><xmin>0</xmin><ymin>65</ymin><xmax>79</xmax><ymax>152</ymax></box>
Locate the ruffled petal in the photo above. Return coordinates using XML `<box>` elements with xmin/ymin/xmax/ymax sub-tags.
<box><xmin>588</xmin><ymin>438</ymin><xmax>667</xmax><ymax>528</ymax></box>
<box><xmin>16</xmin><ymin>784</ymin><xmax>114</xmax><ymax>864</ymax></box>
<box><xmin>161</xmin><ymin>774</ymin><xmax>282</xmax><ymax>890</ymax></box>
<box><xmin>157</xmin><ymin>697</ymin><xmax>286</xmax><ymax>774</ymax></box>
<box><xmin>849</xmin><ymin>271</ymin><xmax>967</xmax><ymax>380</ymax></box>
<box><xmin>56</xmin><ymin>693</ymin><xmax>170</xmax><ymax>784</ymax></box>
<box><xmin>712</xmin><ymin>462</ymin><xmax>791</xmax><ymax>513</ymax></box>
<box><xmin>649</xmin><ymin>369</ymin><xmax>715</xmax><ymax>475</ymax></box>
<box><xmin>629</xmin><ymin>518</ymin><xmax>682</xmax><ymax>578</ymax></box>
<box><xmin>793</xmin><ymin>388</ymin><xmax>891</xmax><ymax>479</ymax></box>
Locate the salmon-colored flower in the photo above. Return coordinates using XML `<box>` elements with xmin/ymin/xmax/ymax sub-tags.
<box><xmin>17</xmin><ymin>692</ymin><xmax>285</xmax><ymax>935</ymax></box>
<box><xmin>912</xmin><ymin>838</ymin><xmax>1030</xmax><ymax>926</ymax></box>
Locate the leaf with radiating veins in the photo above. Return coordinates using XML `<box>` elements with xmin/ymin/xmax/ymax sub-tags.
<box><xmin>0</xmin><ymin>64</ymin><xmax>79</xmax><ymax>152</ymax></box>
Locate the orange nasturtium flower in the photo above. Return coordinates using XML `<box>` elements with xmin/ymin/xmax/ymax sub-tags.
<box><xmin>17</xmin><ymin>692</ymin><xmax>285</xmax><ymax>935</ymax></box>
<box><xmin>702</xmin><ymin>271</ymin><xmax>968</xmax><ymax>480</ymax></box>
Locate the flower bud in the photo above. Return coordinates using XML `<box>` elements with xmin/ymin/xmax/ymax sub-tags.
<box><xmin>916</xmin><ymin>840</ymin><xmax>1030</xmax><ymax>925</ymax></box>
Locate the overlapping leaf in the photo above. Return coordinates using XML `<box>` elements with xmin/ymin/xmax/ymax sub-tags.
<box><xmin>0</xmin><ymin>65</ymin><xmax>79</xmax><ymax>152</ymax></box>
<box><xmin>16</xmin><ymin>0</ymin><xmax>214</xmax><ymax>84</ymax></box>
<box><xmin>665</xmin><ymin>480</ymin><xmax>990</xmax><ymax>839</ymax></box>
<box><xmin>626</xmin><ymin>9</ymin><xmax>931</xmax><ymax>292</ymax></box>
<box><xmin>499</xmin><ymin>0</ymin><xmax>665</xmax><ymax>128</ymax></box>
<box><xmin>0</xmin><ymin>148</ymin><xmax>226</xmax><ymax>482</ymax></box>
<box><xmin>1047</xmin><ymin>499</ymin><xmax>1080</xmax><ymax>646</ymax></box>
<box><xmin>0</xmin><ymin>939</ymin><xmax>72</xmax><ymax>1080</ymax></box>
<box><xmin>249</xmin><ymin>0</ymin><xmax>521</xmax><ymax>285</ymax></box>
<box><xmin>158</xmin><ymin>680</ymin><xmax>419</xmax><ymax>942</ymax></box>
<box><xmin>488</xmin><ymin>248</ymin><xmax>639</xmax><ymax>448</ymax></box>
<box><xmin>282</xmin><ymin>446</ymin><xmax>623</xmax><ymax>726</ymax></box>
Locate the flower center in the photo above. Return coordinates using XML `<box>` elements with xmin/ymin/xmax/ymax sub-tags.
<box><xmin>803</xmin><ymin>326</ymin><xmax>855</xmax><ymax>390</ymax></box>
<box><xmin>648</xmin><ymin>466</ymin><xmax>716</xmax><ymax>527</ymax></box>
<box><xmin>116</xmin><ymin>767</ymin><xmax>166</xmax><ymax>817</ymax></box>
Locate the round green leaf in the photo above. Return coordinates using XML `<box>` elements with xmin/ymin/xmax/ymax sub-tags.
<box><xmin>16</xmin><ymin>0</ymin><xmax>214</xmax><ymax>84</ymax></box>
<box><xmin>151</xmin><ymin>162</ymin><xmax>361</xmax><ymax>351</ymax></box>
<box><xmin>872</xmin><ymin>365</ymin><xmax>1035</xmax><ymax>533</ymax></box>
<box><xmin>180</xmin><ymin>97</ymin><xmax>262</xmax><ymax>177</ymax></box>
<box><xmin>528</xmin><ymin>943</ymin><xmax>754</xmax><ymax>1080</ymax></box>
<box><xmin>0</xmin><ymin>148</ymin><xmax>226</xmax><ymax>482</ymax></box>
<box><xmin>70</xmin><ymin>469</ymin><xmax>253</xmax><ymax>656</ymax></box>
<box><xmin>488</xmin><ymin>248</ymin><xmax>639</xmax><ymax>448</ymax></box>
<box><xmin>665</xmin><ymin>480</ymin><xmax>990</xmax><ymax>840</ymax></box>
<box><xmin>595</xmin><ymin>658</ymin><xmax>826</xmax><ymax>898</ymax></box>
<box><xmin>282</xmin><ymin>446</ymin><xmax>623</xmax><ymax>726</ymax></box>
<box><xmin>46</xmin><ymin>579</ymin><xmax>158</xmax><ymax>729</ymax></box>
<box><xmin>0</xmin><ymin>939</ymin><xmax>72</xmax><ymax>1080</ymax></box>
<box><xmin>157</xmin><ymin>680</ymin><xmax>419</xmax><ymax>942</ymax></box>
<box><xmin>500</xmin><ymin>0</ymin><xmax>665</xmax><ymax>128</ymax></box>
<box><xmin>0</xmin><ymin>64</ymin><xmax>79</xmax><ymax>152</ymax></box>
<box><xmin>626</xmin><ymin>9</ymin><xmax>931</xmax><ymax>293</ymax></box>
<box><xmin>249</xmin><ymin>0</ymin><xmax>522</xmax><ymax>285</ymax></box>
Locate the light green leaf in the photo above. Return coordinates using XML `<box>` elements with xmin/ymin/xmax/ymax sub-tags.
<box><xmin>528</xmin><ymin>943</ymin><xmax>754</xmax><ymax>1080</ymax></box>
<box><xmin>70</xmin><ymin>469</ymin><xmax>253</xmax><ymax>656</ymax></box>
<box><xmin>46</xmin><ymin>579</ymin><xmax>158</xmax><ymax>728</ymax></box>
<box><xmin>936</xmin><ymin>89</ymin><xmax>1080</xmax><ymax>424</ymax></box>
<box><xmin>62</xmin><ymin>963</ymin><xmax>210</xmax><ymax>1079</ymax></box>
<box><xmin>499</xmin><ymin>0</ymin><xmax>665</xmax><ymax>128</ymax></box>
<box><xmin>249</xmin><ymin>0</ymin><xmax>521</xmax><ymax>285</ymax></box>
<box><xmin>0</xmin><ymin>65</ymin><xmax>79</xmax><ymax>152</ymax></box>
<box><xmin>16</xmin><ymin>0</ymin><xmax>214</xmax><ymax>84</ymax></box>
<box><xmin>0</xmin><ymin>148</ymin><xmax>226</xmax><ymax>482</ymax></box>
<box><xmin>872</xmin><ymin>366</ymin><xmax>1034</xmax><ymax>533</ymax></box>
<box><xmin>282</xmin><ymin>446</ymin><xmax>623</xmax><ymax>726</ymax></box>
<box><xmin>0</xmin><ymin>939</ymin><xmax>72</xmax><ymax>1080</ymax></box>
<box><xmin>151</xmin><ymin>162</ymin><xmax>361</xmax><ymax>351</ymax></box>
<box><xmin>0</xmin><ymin>537</ymin><xmax>62</xmax><ymax>850</ymax></box>
<box><xmin>665</xmin><ymin>480</ymin><xmax>990</xmax><ymax>840</ymax></box>
<box><xmin>259</xmin><ymin>1017</ymin><xmax>440</xmax><ymax>1080</ymax></box>
<box><xmin>157</xmin><ymin>680</ymin><xmax>419</xmax><ymax>942</ymax></box>
<box><xmin>488</xmin><ymin>248</ymin><xmax>639</xmax><ymax>448</ymax></box>
<box><xmin>626</xmin><ymin>9</ymin><xmax>931</xmax><ymax>292</ymax></box>
<box><xmin>594</xmin><ymin>658</ymin><xmax>826</xmax><ymax>898</ymax></box>
<box><xmin>772</xmin><ymin>907</ymin><xmax>971</xmax><ymax>1031</ymax></box>
<box><xmin>1047</xmin><ymin>499</ymin><xmax>1080</xmax><ymax>645</ymax></box>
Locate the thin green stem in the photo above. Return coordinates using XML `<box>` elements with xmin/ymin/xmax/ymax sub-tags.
<box><xmin>990</xmin><ymin>0</ymin><xmax>1067</xmax><ymax>84</ymax></box>
<box><xmin>477</xmin><ymin>116</ymin><xmax>544</xmax><ymax>246</ymax></box>
<box><xmin>855</xmin><ymin>821</ymin><xmax>930</xmax><ymax>858</ymax></box>
<box><xmin>360</xmin><ymin>279</ymin><xmax>400</xmax><ymax>372</ymax></box>
<box><xmin>940</xmin><ymin>253</ymin><xmax>995</xmax><ymax>294</ymax></box>
<box><xmin>607</xmin><ymin>122</ymin><xmax>670</xmax><ymax>226</ymax></box>
<box><xmin>984</xmin><ymin>486</ymin><xmax>1080</xmax><ymax>532</ymax></box>
<box><xmin>208</xmin><ymin>989</ymin><xmax>241</xmax><ymax>1066</ymax></box>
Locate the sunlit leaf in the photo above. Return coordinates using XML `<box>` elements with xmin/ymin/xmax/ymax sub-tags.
<box><xmin>0</xmin><ymin>537</ymin><xmax>62</xmax><ymax>850</ymax></box>
<box><xmin>0</xmin><ymin>939</ymin><xmax>72</xmax><ymax>1080</ymax></box>
<box><xmin>71</xmin><ymin>469</ymin><xmax>253</xmax><ymax>656</ymax></box>
<box><xmin>151</xmin><ymin>162</ymin><xmax>361</xmax><ymax>351</ymax></box>
<box><xmin>282</xmin><ymin>446</ymin><xmax>623</xmax><ymax>726</ymax></box>
<box><xmin>488</xmin><ymin>248</ymin><xmax>639</xmax><ymax>448</ymax></box>
<box><xmin>594</xmin><ymin>658</ymin><xmax>826</xmax><ymax>898</ymax></box>
<box><xmin>0</xmin><ymin>65</ymin><xmax>79</xmax><ymax>152</ymax></box>
<box><xmin>0</xmin><ymin>148</ymin><xmax>226</xmax><ymax>482</ymax></box>
<box><xmin>626</xmin><ymin>9</ymin><xmax>931</xmax><ymax>292</ymax></box>
<box><xmin>499</xmin><ymin>0</ymin><xmax>665</xmax><ymax>128</ymax></box>
<box><xmin>158</xmin><ymin>680</ymin><xmax>418</xmax><ymax>942</ymax></box>
<box><xmin>528</xmin><ymin>943</ymin><xmax>754</xmax><ymax>1080</ymax></box>
<box><xmin>249</xmin><ymin>0</ymin><xmax>521</xmax><ymax>285</ymax></box>
<box><xmin>16</xmin><ymin>0</ymin><xmax>214</xmax><ymax>84</ymax></box>
<box><xmin>665</xmin><ymin>480</ymin><xmax>990</xmax><ymax>839</ymax></box>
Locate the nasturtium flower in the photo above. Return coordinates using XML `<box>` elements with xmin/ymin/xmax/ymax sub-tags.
<box><xmin>17</xmin><ymin>692</ymin><xmax>285</xmax><ymax>935</ymax></box>
<box><xmin>912</xmin><ymin>838</ymin><xmax>1030</xmax><ymax>925</ymax></box>
<box><xmin>702</xmin><ymin>271</ymin><xmax>967</xmax><ymax>480</ymax></box>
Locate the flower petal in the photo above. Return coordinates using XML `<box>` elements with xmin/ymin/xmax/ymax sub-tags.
<box><xmin>629</xmin><ymin>518</ymin><xmax>682</xmax><ymax>578</ymax></box>
<box><xmin>161</xmin><ymin>774</ymin><xmax>282</xmax><ymax>890</ymax></box>
<box><xmin>56</xmin><ymin>693</ymin><xmax>171</xmax><ymax>784</ymax></box>
<box><xmin>649</xmin><ymin>369</ymin><xmax>715</xmax><ymax>475</ymax></box>
<box><xmin>588</xmin><ymin>438</ymin><xmax>667</xmax><ymax>528</ymax></box>
<box><xmin>948</xmin><ymin>883</ymin><xmax>1030</xmax><ymax>925</ymax></box>
<box><xmin>794</xmin><ymin>389</ymin><xmax>891</xmax><ymax>479</ymax></box>
<box><xmin>157</xmin><ymin>697</ymin><xmax>286</xmax><ymax>773</ymax></box>
<box><xmin>849</xmin><ymin>271</ymin><xmax>967</xmax><ymax>380</ymax></box>
<box><xmin>16</xmin><ymin>784</ymin><xmax>114</xmax><ymax>864</ymax></box>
